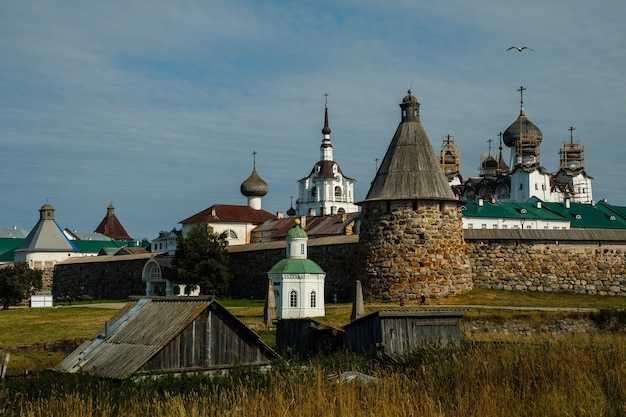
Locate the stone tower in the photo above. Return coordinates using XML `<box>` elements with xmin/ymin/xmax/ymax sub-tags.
<box><xmin>358</xmin><ymin>91</ymin><xmax>472</xmax><ymax>300</ymax></box>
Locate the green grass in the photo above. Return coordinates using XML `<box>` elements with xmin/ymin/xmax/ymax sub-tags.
<box><xmin>2</xmin><ymin>288</ymin><xmax>626</xmax><ymax>377</ymax></box>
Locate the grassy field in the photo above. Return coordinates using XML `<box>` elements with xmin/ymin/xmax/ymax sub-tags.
<box><xmin>1</xmin><ymin>289</ymin><xmax>626</xmax><ymax>416</ymax></box>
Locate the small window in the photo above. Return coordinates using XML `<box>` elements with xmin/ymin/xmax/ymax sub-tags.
<box><xmin>310</xmin><ymin>291</ymin><xmax>316</xmax><ymax>308</ymax></box>
<box><xmin>300</xmin><ymin>244</ymin><xmax>305</xmax><ymax>255</ymax></box>
<box><xmin>334</xmin><ymin>186</ymin><xmax>342</xmax><ymax>197</ymax></box>
<box><xmin>481</xmin><ymin>224</ymin><xmax>487</xmax><ymax>229</ymax></box>
<box><xmin>290</xmin><ymin>290</ymin><xmax>298</xmax><ymax>307</ymax></box>
<box><xmin>311</xmin><ymin>187</ymin><xmax>317</xmax><ymax>197</ymax></box>
<box><xmin>467</xmin><ymin>224</ymin><xmax>473</xmax><ymax>229</ymax></box>
<box><xmin>150</xmin><ymin>265</ymin><xmax>161</xmax><ymax>279</ymax></box>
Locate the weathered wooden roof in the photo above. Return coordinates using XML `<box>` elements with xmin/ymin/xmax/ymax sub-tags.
<box><xmin>227</xmin><ymin>234</ymin><xmax>359</xmax><ymax>253</ymax></box>
<box><xmin>344</xmin><ymin>309</ymin><xmax>467</xmax><ymax>327</ymax></box>
<box><xmin>55</xmin><ymin>297</ymin><xmax>279</xmax><ymax>379</ymax></box>
<box><xmin>362</xmin><ymin>94</ymin><xmax>456</xmax><ymax>203</ymax></box>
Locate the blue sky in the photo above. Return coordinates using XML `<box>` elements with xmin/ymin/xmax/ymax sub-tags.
<box><xmin>1</xmin><ymin>1</ymin><xmax>625</xmax><ymax>240</ymax></box>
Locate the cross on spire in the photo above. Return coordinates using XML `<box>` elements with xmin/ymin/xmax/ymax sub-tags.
<box><xmin>252</xmin><ymin>150</ymin><xmax>257</xmax><ymax>170</ymax></box>
<box><xmin>568</xmin><ymin>126</ymin><xmax>576</xmax><ymax>144</ymax></box>
<box><xmin>517</xmin><ymin>86</ymin><xmax>526</xmax><ymax>113</ymax></box>
<box><xmin>324</xmin><ymin>92</ymin><xmax>329</xmax><ymax>107</ymax></box>
<box><xmin>487</xmin><ymin>138</ymin><xmax>493</xmax><ymax>154</ymax></box>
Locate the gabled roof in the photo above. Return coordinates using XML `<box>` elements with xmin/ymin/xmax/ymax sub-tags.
<box><xmin>540</xmin><ymin>201</ymin><xmax>626</xmax><ymax>229</ymax></box>
<box><xmin>461</xmin><ymin>200</ymin><xmax>567</xmax><ymax>222</ymax></box>
<box><xmin>179</xmin><ymin>204</ymin><xmax>276</xmax><ymax>225</ymax></box>
<box><xmin>253</xmin><ymin>213</ymin><xmax>360</xmax><ymax>241</ymax></box>
<box><xmin>55</xmin><ymin>297</ymin><xmax>279</xmax><ymax>379</ymax></box>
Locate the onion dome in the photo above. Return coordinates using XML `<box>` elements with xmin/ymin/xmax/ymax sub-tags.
<box><xmin>502</xmin><ymin>112</ymin><xmax>543</xmax><ymax>148</ymax></box>
<box><xmin>503</xmin><ymin>86</ymin><xmax>542</xmax><ymax>148</ymax></box>
<box><xmin>240</xmin><ymin>168</ymin><xmax>268</xmax><ymax>197</ymax></box>
<box><xmin>482</xmin><ymin>155</ymin><xmax>499</xmax><ymax>169</ymax></box>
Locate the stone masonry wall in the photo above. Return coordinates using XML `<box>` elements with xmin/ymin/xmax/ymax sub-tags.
<box><xmin>228</xmin><ymin>241</ymin><xmax>362</xmax><ymax>301</ymax></box>
<box><xmin>359</xmin><ymin>200</ymin><xmax>473</xmax><ymax>300</ymax></box>
<box><xmin>53</xmin><ymin>258</ymin><xmax>146</xmax><ymax>299</ymax></box>
<box><xmin>49</xmin><ymin>238</ymin><xmax>626</xmax><ymax>300</ymax></box>
<box><xmin>469</xmin><ymin>242</ymin><xmax>626</xmax><ymax>296</ymax></box>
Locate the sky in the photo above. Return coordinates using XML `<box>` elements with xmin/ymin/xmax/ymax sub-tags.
<box><xmin>1</xmin><ymin>1</ymin><xmax>625</xmax><ymax>240</ymax></box>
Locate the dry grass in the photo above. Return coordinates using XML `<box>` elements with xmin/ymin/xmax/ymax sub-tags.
<box><xmin>4</xmin><ymin>335</ymin><xmax>626</xmax><ymax>417</ymax></box>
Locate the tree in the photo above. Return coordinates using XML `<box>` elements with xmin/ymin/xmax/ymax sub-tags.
<box><xmin>172</xmin><ymin>223</ymin><xmax>231</xmax><ymax>296</ymax></box>
<box><xmin>0</xmin><ymin>263</ymin><xmax>43</xmax><ymax>309</ymax></box>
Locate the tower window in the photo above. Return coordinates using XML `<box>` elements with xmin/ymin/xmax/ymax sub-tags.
<box><xmin>290</xmin><ymin>290</ymin><xmax>298</xmax><ymax>307</ymax></box>
<box><xmin>311</xmin><ymin>187</ymin><xmax>317</xmax><ymax>197</ymax></box>
<box><xmin>334</xmin><ymin>186</ymin><xmax>342</xmax><ymax>197</ymax></box>
<box><xmin>301</xmin><ymin>244</ymin><xmax>305</xmax><ymax>255</ymax></box>
<box><xmin>310</xmin><ymin>291</ymin><xmax>316</xmax><ymax>308</ymax></box>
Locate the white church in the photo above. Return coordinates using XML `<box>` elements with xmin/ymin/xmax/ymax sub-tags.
<box><xmin>296</xmin><ymin>99</ymin><xmax>359</xmax><ymax>216</ymax></box>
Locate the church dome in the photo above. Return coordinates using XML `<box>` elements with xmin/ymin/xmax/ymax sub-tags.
<box><xmin>503</xmin><ymin>110</ymin><xmax>542</xmax><ymax>148</ymax></box>
<box><xmin>240</xmin><ymin>169</ymin><xmax>268</xmax><ymax>197</ymax></box>
<box><xmin>482</xmin><ymin>155</ymin><xmax>499</xmax><ymax>169</ymax></box>
<box><xmin>287</xmin><ymin>219</ymin><xmax>308</xmax><ymax>238</ymax></box>
<box><xmin>402</xmin><ymin>90</ymin><xmax>419</xmax><ymax>103</ymax></box>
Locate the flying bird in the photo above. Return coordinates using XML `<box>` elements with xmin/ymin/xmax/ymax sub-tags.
<box><xmin>507</xmin><ymin>46</ymin><xmax>534</xmax><ymax>52</ymax></box>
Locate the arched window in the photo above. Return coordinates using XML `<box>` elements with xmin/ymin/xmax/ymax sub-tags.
<box><xmin>290</xmin><ymin>290</ymin><xmax>298</xmax><ymax>307</ymax></box>
<box><xmin>310</xmin><ymin>291</ymin><xmax>316</xmax><ymax>308</ymax></box>
<box><xmin>311</xmin><ymin>186</ymin><xmax>317</xmax><ymax>198</ymax></box>
<box><xmin>334</xmin><ymin>186</ymin><xmax>342</xmax><ymax>197</ymax></box>
<box><xmin>150</xmin><ymin>265</ymin><xmax>161</xmax><ymax>279</ymax></box>
<box><xmin>226</xmin><ymin>229</ymin><xmax>238</xmax><ymax>240</ymax></box>
<box><xmin>173</xmin><ymin>285</ymin><xmax>181</xmax><ymax>295</ymax></box>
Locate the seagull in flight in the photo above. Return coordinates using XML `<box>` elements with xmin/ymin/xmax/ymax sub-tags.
<box><xmin>507</xmin><ymin>46</ymin><xmax>534</xmax><ymax>52</ymax></box>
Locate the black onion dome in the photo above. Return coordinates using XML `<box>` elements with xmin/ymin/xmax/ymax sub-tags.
<box><xmin>240</xmin><ymin>169</ymin><xmax>268</xmax><ymax>197</ymax></box>
<box><xmin>503</xmin><ymin>112</ymin><xmax>543</xmax><ymax>148</ymax></box>
<box><xmin>482</xmin><ymin>155</ymin><xmax>499</xmax><ymax>169</ymax></box>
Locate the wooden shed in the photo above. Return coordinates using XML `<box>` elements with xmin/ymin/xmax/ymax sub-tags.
<box><xmin>276</xmin><ymin>319</ymin><xmax>344</xmax><ymax>356</ymax></box>
<box><xmin>55</xmin><ymin>297</ymin><xmax>279</xmax><ymax>379</ymax></box>
<box><xmin>343</xmin><ymin>309</ymin><xmax>466</xmax><ymax>359</ymax></box>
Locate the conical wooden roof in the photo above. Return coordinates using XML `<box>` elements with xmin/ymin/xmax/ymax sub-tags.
<box><xmin>362</xmin><ymin>91</ymin><xmax>456</xmax><ymax>202</ymax></box>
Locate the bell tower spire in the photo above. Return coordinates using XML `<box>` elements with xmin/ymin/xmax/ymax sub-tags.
<box><xmin>320</xmin><ymin>92</ymin><xmax>333</xmax><ymax>162</ymax></box>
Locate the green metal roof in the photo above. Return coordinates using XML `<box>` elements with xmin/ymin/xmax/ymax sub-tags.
<box><xmin>539</xmin><ymin>201</ymin><xmax>626</xmax><ymax>229</ymax></box>
<box><xmin>461</xmin><ymin>200</ymin><xmax>566</xmax><ymax>221</ymax></box>
<box><xmin>461</xmin><ymin>200</ymin><xmax>626</xmax><ymax>230</ymax></box>
<box><xmin>268</xmin><ymin>258</ymin><xmax>325</xmax><ymax>274</ymax></box>
<box><xmin>286</xmin><ymin>223</ymin><xmax>308</xmax><ymax>239</ymax></box>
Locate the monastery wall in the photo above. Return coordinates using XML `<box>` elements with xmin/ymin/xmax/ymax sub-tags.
<box><xmin>49</xmin><ymin>235</ymin><xmax>626</xmax><ymax>301</ymax></box>
<box><xmin>468</xmin><ymin>242</ymin><xmax>626</xmax><ymax>296</ymax></box>
<box><xmin>53</xmin><ymin>257</ymin><xmax>147</xmax><ymax>299</ymax></box>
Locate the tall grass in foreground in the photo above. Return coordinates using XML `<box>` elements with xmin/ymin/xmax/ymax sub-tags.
<box><xmin>2</xmin><ymin>335</ymin><xmax>625</xmax><ymax>417</ymax></box>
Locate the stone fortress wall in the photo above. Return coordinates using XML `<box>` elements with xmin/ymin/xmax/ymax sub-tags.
<box><xmin>50</xmin><ymin>234</ymin><xmax>626</xmax><ymax>301</ymax></box>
